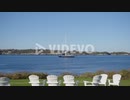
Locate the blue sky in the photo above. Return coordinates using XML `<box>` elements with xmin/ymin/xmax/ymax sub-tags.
<box><xmin>0</xmin><ymin>12</ymin><xmax>130</xmax><ymax>52</ymax></box>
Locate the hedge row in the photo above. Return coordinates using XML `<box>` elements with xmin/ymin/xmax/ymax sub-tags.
<box><xmin>0</xmin><ymin>69</ymin><xmax>130</xmax><ymax>79</ymax></box>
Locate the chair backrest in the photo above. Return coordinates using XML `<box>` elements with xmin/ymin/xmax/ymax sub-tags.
<box><xmin>0</xmin><ymin>77</ymin><xmax>10</xmax><ymax>86</ymax></box>
<box><xmin>47</xmin><ymin>75</ymin><xmax>58</xmax><ymax>83</ymax></box>
<box><xmin>92</xmin><ymin>75</ymin><xmax>102</xmax><ymax>86</ymax></box>
<box><xmin>63</xmin><ymin>75</ymin><xmax>75</xmax><ymax>86</ymax></box>
<box><xmin>28</xmin><ymin>75</ymin><xmax>40</xmax><ymax>86</ymax></box>
<box><xmin>46</xmin><ymin>75</ymin><xmax>58</xmax><ymax>86</ymax></box>
<box><xmin>100</xmin><ymin>74</ymin><xmax>108</xmax><ymax>85</ymax></box>
<box><xmin>63</xmin><ymin>75</ymin><xmax>75</xmax><ymax>83</ymax></box>
<box><xmin>112</xmin><ymin>74</ymin><xmax>121</xmax><ymax>84</ymax></box>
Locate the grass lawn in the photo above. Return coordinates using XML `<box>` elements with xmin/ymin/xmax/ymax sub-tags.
<box><xmin>10</xmin><ymin>77</ymin><xmax>130</xmax><ymax>86</ymax></box>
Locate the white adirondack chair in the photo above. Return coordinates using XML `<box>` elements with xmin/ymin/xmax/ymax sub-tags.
<box><xmin>63</xmin><ymin>75</ymin><xmax>78</xmax><ymax>86</ymax></box>
<box><xmin>108</xmin><ymin>74</ymin><xmax>121</xmax><ymax>86</ymax></box>
<box><xmin>46</xmin><ymin>75</ymin><xmax>59</xmax><ymax>86</ymax></box>
<box><xmin>28</xmin><ymin>75</ymin><xmax>40</xmax><ymax>86</ymax></box>
<box><xmin>83</xmin><ymin>75</ymin><xmax>102</xmax><ymax>86</ymax></box>
<box><xmin>0</xmin><ymin>77</ymin><xmax>10</xmax><ymax>86</ymax></box>
<box><xmin>99</xmin><ymin>74</ymin><xmax>108</xmax><ymax>86</ymax></box>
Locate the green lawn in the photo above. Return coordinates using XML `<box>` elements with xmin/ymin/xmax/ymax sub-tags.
<box><xmin>10</xmin><ymin>77</ymin><xmax>130</xmax><ymax>86</ymax></box>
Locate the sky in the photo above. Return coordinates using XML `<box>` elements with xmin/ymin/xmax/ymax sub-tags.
<box><xmin>0</xmin><ymin>12</ymin><xmax>130</xmax><ymax>52</ymax></box>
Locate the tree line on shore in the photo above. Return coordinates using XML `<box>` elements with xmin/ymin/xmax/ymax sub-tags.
<box><xmin>0</xmin><ymin>49</ymin><xmax>130</xmax><ymax>55</ymax></box>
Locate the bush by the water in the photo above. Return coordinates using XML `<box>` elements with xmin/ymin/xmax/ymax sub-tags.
<box><xmin>0</xmin><ymin>71</ymin><xmax>48</xmax><ymax>79</ymax></box>
<box><xmin>0</xmin><ymin>69</ymin><xmax>130</xmax><ymax>79</ymax></box>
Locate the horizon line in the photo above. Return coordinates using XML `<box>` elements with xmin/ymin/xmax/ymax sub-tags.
<box><xmin>0</xmin><ymin>48</ymin><xmax>130</xmax><ymax>53</ymax></box>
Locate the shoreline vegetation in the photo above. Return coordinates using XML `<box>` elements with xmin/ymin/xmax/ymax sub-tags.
<box><xmin>0</xmin><ymin>69</ymin><xmax>130</xmax><ymax>80</ymax></box>
<box><xmin>1</xmin><ymin>69</ymin><xmax>130</xmax><ymax>86</ymax></box>
<box><xmin>0</xmin><ymin>49</ymin><xmax>130</xmax><ymax>55</ymax></box>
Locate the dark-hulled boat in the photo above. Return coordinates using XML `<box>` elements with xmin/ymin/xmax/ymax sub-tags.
<box><xmin>58</xmin><ymin>53</ymin><xmax>75</xmax><ymax>58</ymax></box>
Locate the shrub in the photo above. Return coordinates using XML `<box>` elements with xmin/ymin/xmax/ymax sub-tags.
<box><xmin>1</xmin><ymin>69</ymin><xmax>130</xmax><ymax>80</ymax></box>
<box><xmin>0</xmin><ymin>72</ymin><xmax>48</xmax><ymax>79</ymax></box>
<box><xmin>119</xmin><ymin>70</ymin><xmax>130</xmax><ymax>79</ymax></box>
<box><xmin>80</xmin><ymin>72</ymin><xmax>94</xmax><ymax>78</ymax></box>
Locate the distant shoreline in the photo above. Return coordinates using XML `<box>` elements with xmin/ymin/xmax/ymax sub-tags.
<box><xmin>0</xmin><ymin>54</ymin><xmax>130</xmax><ymax>56</ymax></box>
<box><xmin>0</xmin><ymin>49</ymin><xmax>130</xmax><ymax>55</ymax></box>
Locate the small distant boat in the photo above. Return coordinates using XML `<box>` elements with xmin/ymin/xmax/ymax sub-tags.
<box><xmin>59</xmin><ymin>54</ymin><xmax>75</xmax><ymax>58</ymax></box>
<box><xmin>58</xmin><ymin>52</ymin><xmax>75</xmax><ymax>58</ymax></box>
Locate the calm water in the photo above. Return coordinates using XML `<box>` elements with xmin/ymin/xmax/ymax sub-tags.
<box><xmin>0</xmin><ymin>55</ymin><xmax>130</xmax><ymax>75</ymax></box>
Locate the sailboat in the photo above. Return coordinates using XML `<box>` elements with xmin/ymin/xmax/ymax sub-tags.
<box><xmin>58</xmin><ymin>34</ymin><xmax>75</xmax><ymax>58</ymax></box>
<box><xmin>58</xmin><ymin>51</ymin><xmax>75</xmax><ymax>58</ymax></box>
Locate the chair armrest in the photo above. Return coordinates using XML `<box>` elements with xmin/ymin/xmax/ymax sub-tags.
<box><xmin>108</xmin><ymin>79</ymin><xmax>112</xmax><ymax>83</ymax></box>
<box><xmin>42</xmin><ymin>80</ymin><xmax>46</xmax><ymax>86</ymax></box>
<box><xmin>58</xmin><ymin>80</ymin><xmax>62</xmax><ymax>86</ymax></box>
<box><xmin>83</xmin><ymin>81</ymin><xmax>93</xmax><ymax>86</ymax></box>
<box><xmin>75</xmin><ymin>80</ymin><xmax>79</xmax><ymax>86</ymax></box>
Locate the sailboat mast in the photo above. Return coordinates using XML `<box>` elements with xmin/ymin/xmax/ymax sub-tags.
<box><xmin>64</xmin><ymin>34</ymin><xmax>67</xmax><ymax>54</ymax></box>
<box><xmin>64</xmin><ymin>34</ymin><xmax>67</xmax><ymax>45</ymax></box>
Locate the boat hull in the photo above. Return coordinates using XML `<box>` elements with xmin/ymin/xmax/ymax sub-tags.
<box><xmin>58</xmin><ymin>55</ymin><xmax>75</xmax><ymax>58</ymax></box>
